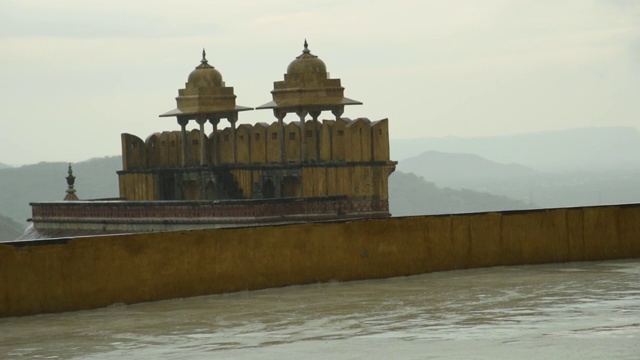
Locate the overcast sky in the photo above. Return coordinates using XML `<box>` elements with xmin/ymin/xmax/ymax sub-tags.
<box><xmin>1</xmin><ymin>0</ymin><xmax>639</xmax><ymax>165</ymax></box>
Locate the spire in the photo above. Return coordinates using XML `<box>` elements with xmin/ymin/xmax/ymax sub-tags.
<box><xmin>63</xmin><ymin>163</ymin><xmax>79</xmax><ymax>201</ymax></box>
<box><xmin>195</xmin><ymin>48</ymin><xmax>213</xmax><ymax>70</ymax></box>
<box><xmin>303</xmin><ymin>39</ymin><xmax>310</xmax><ymax>54</ymax></box>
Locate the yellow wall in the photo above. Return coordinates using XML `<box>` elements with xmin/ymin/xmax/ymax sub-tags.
<box><xmin>122</xmin><ymin>117</ymin><xmax>392</xmax><ymax>172</ymax></box>
<box><xmin>2</xmin><ymin>204</ymin><xmax>640</xmax><ymax>317</ymax></box>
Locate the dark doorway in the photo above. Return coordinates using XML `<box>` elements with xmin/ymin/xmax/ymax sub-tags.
<box><xmin>262</xmin><ymin>179</ymin><xmax>276</xmax><ymax>199</ymax></box>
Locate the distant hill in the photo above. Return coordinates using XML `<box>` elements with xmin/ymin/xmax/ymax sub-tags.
<box><xmin>397</xmin><ymin>151</ymin><xmax>540</xmax><ymax>185</ymax></box>
<box><xmin>391</xmin><ymin>126</ymin><xmax>640</xmax><ymax>171</ymax></box>
<box><xmin>0</xmin><ymin>162</ymin><xmax>12</xmax><ymax>169</ymax></box>
<box><xmin>0</xmin><ymin>213</ymin><xmax>23</xmax><ymax>241</ymax></box>
<box><xmin>0</xmin><ymin>156</ymin><xmax>122</xmax><ymax>227</ymax></box>
<box><xmin>397</xmin><ymin>150</ymin><xmax>640</xmax><ymax>209</ymax></box>
<box><xmin>389</xmin><ymin>171</ymin><xmax>533</xmax><ymax>216</ymax></box>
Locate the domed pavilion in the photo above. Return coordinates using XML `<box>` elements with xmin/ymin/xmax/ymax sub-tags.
<box><xmin>160</xmin><ymin>49</ymin><xmax>252</xmax><ymax>166</ymax></box>
<box><xmin>27</xmin><ymin>42</ymin><xmax>396</xmax><ymax>238</ymax></box>
<box><xmin>257</xmin><ymin>40</ymin><xmax>362</xmax><ymax>163</ymax></box>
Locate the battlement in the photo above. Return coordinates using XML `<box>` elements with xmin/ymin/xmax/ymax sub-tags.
<box><xmin>121</xmin><ymin>117</ymin><xmax>390</xmax><ymax>170</ymax></box>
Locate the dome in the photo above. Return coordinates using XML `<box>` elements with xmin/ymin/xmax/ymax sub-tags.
<box><xmin>286</xmin><ymin>40</ymin><xmax>327</xmax><ymax>75</ymax></box>
<box><xmin>187</xmin><ymin>49</ymin><xmax>223</xmax><ymax>88</ymax></box>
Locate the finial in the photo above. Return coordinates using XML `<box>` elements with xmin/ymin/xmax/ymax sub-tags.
<box><xmin>303</xmin><ymin>39</ymin><xmax>310</xmax><ymax>54</ymax></box>
<box><xmin>201</xmin><ymin>48</ymin><xmax>208</xmax><ymax>64</ymax></box>
<box><xmin>64</xmin><ymin>163</ymin><xmax>79</xmax><ymax>201</ymax></box>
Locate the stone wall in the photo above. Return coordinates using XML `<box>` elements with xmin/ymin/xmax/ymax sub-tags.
<box><xmin>121</xmin><ymin>118</ymin><xmax>390</xmax><ymax>170</ymax></box>
<box><xmin>2</xmin><ymin>203</ymin><xmax>639</xmax><ymax>317</ymax></box>
<box><xmin>29</xmin><ymin>198</ymin><xmax>390</xmax><ymax>234</ymax></box>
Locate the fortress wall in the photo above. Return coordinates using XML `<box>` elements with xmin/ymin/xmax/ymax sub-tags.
<box><xmin>285</xmin><ymin>122</ymin><xmax>301</xmax><ymax>162</ymax></box>
<box><xmin>218</xmin><ymin>129</ymin><xmax>233</xmax><ymax>164</ymax></box>
<box><xmin>122</xmin><ymin>118</ymin><xmax>390</xmax><ymax>174</ymax></box>
<box><xmin>319</xmin><ymin>121</ymin><xmax>333</xmax><ymax>162</ymax></box>
<box><xmin>188</xmin><ymin>129</ymin><xmax>200</xmax><ymax>166</ymax></box>
<box><xmin>266</xmin><ymin>123</ymin><xmax>281</xmax><ymax>163</ymax></box>
<box><xmin>3</xmin><ymin>204</ymin><xmax>639</xmax><ymax>317</ymax></box>
<box><xmin>236</xmin><ymin>125</ymin><xmax>251</xmax><ymax>164</ymax></box>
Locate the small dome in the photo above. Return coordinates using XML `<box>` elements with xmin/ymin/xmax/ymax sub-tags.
<box><xmin>286</xmin><ymin>40</ymin><xmax>327</xmax><ymax>75</ymax></box>
<box><xmin>187</xmin><ymin>49</ymin><xmax>223</xmax><ymax>88</ymax></box>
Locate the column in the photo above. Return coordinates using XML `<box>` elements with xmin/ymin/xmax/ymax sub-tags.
<box><xmin>274</xmin><ymin>110</ymin><xmax>286</xmax><ymax>164</ymax></box>
<box><xmin>177</xmin><ymin>117</ymin><xmax>189</xmax><ymax>167</ymax></box>
<box><xmin>331</xmin><ymin>106</ymin><xmax>344</xmax><ymax>122</ymax></box>
<box><xmin>310</xmin><ymin>110</ymin><xmax>321</xmax><ymax>162</ymax></box>
<box><xmin>196</xmin><ymin>115</ymin><xmax>207</xmax><ymax>166</ymax></box>
<box><xmin>297</xmin><ymin>109</ymin><xmax>308</xmax><ymax>162</ymax></box>
<box><xmin>229</xmin><ymin>113</ymin><xmax>238</xmax><ymax>164</ymax></box>
<box><xmin>209</xmin><ymin>117</ymin><xmax>220</xmax><ymax>165</ymax></box>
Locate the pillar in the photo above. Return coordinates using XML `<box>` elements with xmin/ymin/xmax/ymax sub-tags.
<box><xmin>229</xmin><ymin>113</ymin><xmax>238</xmax><ymax>164</ymax></box>
<box><xmin>331</xmin><ymin>106</ymin><xmax>344</xmax><ymax>122</ymax></box>
<box><xmin>196</xmin><ymin>115</ymin><xmax>207</xmax><ymax>166</ymax></box>
<box><xmin>297</xmin><ymin>109</ymin><xmax>308</xmax><ymax>162</ymax></box>
<box><xmin>177</xmin><ymin>117</ymin><xmax>189</xmax><ymax>167</ymax></box>
<box><xmin>274</xmin><ymin>110</ymin><xmax>286</xmax><ymax>164</ymax></box>
<box><xmin>310</xmin><ymin>110</ymin><xmax>321</xmax><ymax>162</ymax></box>
<box><xmin>209</xmin><ymin>117</ymin><xmax>220</xmax><ymax>165</ymax></box>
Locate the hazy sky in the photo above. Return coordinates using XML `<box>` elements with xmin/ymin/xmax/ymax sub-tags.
<box><xmin>1</xmin><ymin>0</ymin><xmax>639</xmax><ymax>165</ymax></box>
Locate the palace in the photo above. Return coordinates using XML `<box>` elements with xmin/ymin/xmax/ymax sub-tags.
<box><xmin>25</xmin><ymin>42</ymin><xmax>396</xmax><ymax>238</ymax></box>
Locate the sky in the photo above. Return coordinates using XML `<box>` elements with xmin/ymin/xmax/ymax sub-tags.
<box><xmin>1</xmin><ymin>0</ymin><xmax>639</xmax><ymax>165</ymax></box>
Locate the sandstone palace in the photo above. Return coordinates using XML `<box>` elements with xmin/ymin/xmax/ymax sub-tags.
<box><xmin>25</xmin><ymin>42</ymin><xmax>396</xmax><ymax>238</ymax></box>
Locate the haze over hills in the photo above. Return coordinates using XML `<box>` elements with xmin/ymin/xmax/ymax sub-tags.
<box><xmin>391</xmin><ymin>126</ymin><xmax>640</xmax><ymax>171</ymax></box>
<box><xmin>0</xmin><ymin>157</ymin><xmax>122</xmax><ymax>229</ymax></box>
<box><xmin>0</xmin><ymin>162</ymin><xmax>12</xmax><ymax>169</ymax></box>
<box><xmin>0</xmin><ymin>213</ymin><xmax>23</xmax><ymax>242</ymax></box>
<box><xmin>389</xmin><ymin>172</ymin><xmax>532</xmax><ymax>216</ymax></box>
<box><xmin>398</xmin><ymin>151</ymin><xmax>541</xmax><ymax>185</ymax></box>
<box><xmin>0</xmin><ymin>156</ymin><xmax>532</xmax><ymax>236</ymax></box>
<box><xmin>398</xmin><ymin>149</ymin><xmax>640</xmax><ymax>209</ymax></box>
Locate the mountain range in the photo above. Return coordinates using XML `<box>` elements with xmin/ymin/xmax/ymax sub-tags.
<box><xmin>391</xmin><ymin>126</ymin><xmax>640</xmax><ymax>171</ymax></box>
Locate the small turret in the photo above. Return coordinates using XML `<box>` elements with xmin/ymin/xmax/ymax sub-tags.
<box><xmin>63</xmin><ymin>163</ymin><xmax>79</xmax><ymax>201</ymax></box>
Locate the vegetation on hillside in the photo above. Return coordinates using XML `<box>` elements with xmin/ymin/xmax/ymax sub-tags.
<box><xmin>0</xmin><ymin>156</ymin><xmax>122</xmax><ymax>227</ymax></box>
<box><xmin>0</xmin><ymin>213</ymin><xmax>24</xmax><ymax>241</ymax></box>
<box><xmin>389</xmin><ymin>171</ymin><xmax>533</xmax><ymax>216</ymax></box>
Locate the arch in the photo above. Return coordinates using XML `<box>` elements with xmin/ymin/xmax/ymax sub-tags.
<box><xmin>205</xmin><ymin>180</ymin><xmax>217</xmax><ymax>200</ymax></box>
<box><xmin>262</xmin><ymin>178</ymin><xmax>276</xmax><ymax>199</ymax></box>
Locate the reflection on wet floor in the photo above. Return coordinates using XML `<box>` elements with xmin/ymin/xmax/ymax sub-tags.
<box><xmin>1</xmin><ymin>260</ymin><xmax>639</xmax><ymax>359</ymax></box>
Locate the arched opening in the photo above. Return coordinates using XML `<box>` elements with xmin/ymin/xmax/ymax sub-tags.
<box><xmin>205</xmin><ymin>180</ymin><xmax>217</xmax><ymax>200</ymax></box>
<box><xmin>262</xmin><ymin>179</ymin><xmax>276</xmax><ymax>199</ymax></box>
